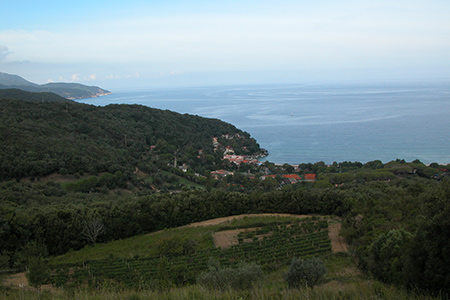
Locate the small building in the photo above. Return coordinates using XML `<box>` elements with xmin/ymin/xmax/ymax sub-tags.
<box><xmin>223</xmin><ymin>154</ymin><xmax>245</xmax><ymax>165</ymax></box>
<box><xmin>211</xmin><ymin>169</ymin><xmax>234</xmax><ymax>179</ymax></box>
<box><xmin>304</xmin><ymin>173</ymin><xmax>316</xmax><ymax>182</ymax></box>
<box><xmin>261</xmin><ymin>175</ymin><xmax>277</xmax><ymax>180</ymax></box>
<box><xmin>282</xmin><ymin>174</ymin><xmax>302</xmax><ymax>184</ymax></box>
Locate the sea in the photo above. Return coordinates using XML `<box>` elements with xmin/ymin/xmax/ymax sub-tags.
<box><xmin>78</xmin><ymin>82</ymin><xmax>450</xmax><ymax>165</ymax></box>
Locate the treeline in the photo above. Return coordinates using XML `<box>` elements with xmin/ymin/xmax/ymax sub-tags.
<box><xmin>0</xmin><ymin>96</ymin><xmax>262</xmax><ymax>180</ymax></box>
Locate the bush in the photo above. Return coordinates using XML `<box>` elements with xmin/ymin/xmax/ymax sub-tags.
<box><xmin>197</xmin><ymin>259</ymin><xmax>262</xmax><ymax>290</ymax></box>
<box><xmin>26</xmin><ymin>257</ymin><xmax>50</xmax><ymax>289</ymax></box>
<box><xmin>284</xmin><ymin>258</ymin><xmax>326</xmax><ymax>289</ymax></box>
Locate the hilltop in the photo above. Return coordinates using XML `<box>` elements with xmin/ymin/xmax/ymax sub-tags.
<box><xmin>0</xmin><ymin>72</ymin><xmax>110</xmax><ymax>99</ymax></box>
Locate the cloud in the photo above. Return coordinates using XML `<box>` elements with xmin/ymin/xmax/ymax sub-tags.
<box><xmin>70</xmin><ymin>73</ymin><xmax>80</xmax><ymax>81</ymax></box>
<box><xmin>1</xmin><ymin>1</ymin><xmax>449</xmax><ymax>85</ymax></box>
<box><xmin>125</xmin><ymin>72</ymin><xmax>140</xmax><ymax>79</ymax></box>
<box><xmin>106</xmin><ymin>74</ymin><xmax>121</xmax><ymax>79</ymax></box>
<box><xmin>159</xmin><ymin>70</ymin><xmax>184</xmax><ymax>77</ymax></box>
<box><xmin>0</xmin><ymin>45</ymin><xmax>11</xmax><ymax>61</ymax></box>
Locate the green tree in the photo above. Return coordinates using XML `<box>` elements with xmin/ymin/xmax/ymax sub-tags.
<box><xmin>405</xmin><ymin>182</ymin><xmax>450</xmax><ymax>296</ymax></box>
<box><xmin>26</xmin><ymin>257</ymin><xmax>50</xmax><ymax>289</ymax></box>
<box><xmin>366</xmin><ymin>229</ymin><xmax>412</xmax><ymax>284</ymax></box>
<box><xmin>205</xmin><ymin>171</ymin><xmax>212</xmax><ymax>192</ymax></box>
<box><xmin>14</xmin><ymin>241</ymin><xmax>48</xmax><ymax>269</ymax></box>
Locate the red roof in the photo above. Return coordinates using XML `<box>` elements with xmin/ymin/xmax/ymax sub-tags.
<box><xmin>283</xmin><ymin>174</ymin><xmax>301</xmax><ymax>180</ymax></box>
<box><xmin>304</xmin><ymin>173</ymin><xmax>316</xmax><ymax>181</ymax></box>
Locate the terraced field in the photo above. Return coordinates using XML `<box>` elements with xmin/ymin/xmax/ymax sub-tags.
<box><xmin>49</xmin><ymin>215</ymin><xmax>338</xmax><ymax>289</ymax></box>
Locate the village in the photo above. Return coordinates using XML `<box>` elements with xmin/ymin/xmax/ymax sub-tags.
<box><xmin>167</xmin><ymin>135</ymin><xmax>318</xmax><ymax>189</ymax></box>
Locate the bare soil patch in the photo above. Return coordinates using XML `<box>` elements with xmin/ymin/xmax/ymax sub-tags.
<box><xmin>213</xmin><ymin>229</ymin><xmax>242</xmax><ymax>248</ymax></box>
<box><xmin>2</xmin><ymin>272</ymin><xmax>53</xmax><ymax>291</ymax></box>
<box><xmin>328</xmin><ymin>222</ymin><xmax>348</xmax><ymax>253</ymax></box>
<box><xmin>2</xmin><ymin>272</ymin><xmax>28</xmax><ymax>288</ymax></box>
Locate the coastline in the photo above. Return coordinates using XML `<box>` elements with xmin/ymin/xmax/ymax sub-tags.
<box><xmin>77</xmin><ymin>83</ymin><xmax>450</xmax><ymax>165</ymax></box>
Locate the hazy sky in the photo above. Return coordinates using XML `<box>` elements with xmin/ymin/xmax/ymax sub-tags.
<box><xmin>1</xmin><ymin>0</ymin><xmax>449</xmax><ymax>89</ymax></box>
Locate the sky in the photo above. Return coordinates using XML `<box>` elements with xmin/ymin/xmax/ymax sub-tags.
<box><xmin>1</xmin><ymin>0</ymin><xmax>449</xmax><ymax>89</ymax></box>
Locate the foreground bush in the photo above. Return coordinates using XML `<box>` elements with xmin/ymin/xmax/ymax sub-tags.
<box><xmin>284</xmin><ymin>258</ymin><xmax>326</xmax><ymax>289</ymax></box>
<box><xmin>197</xmin><ymin>259</ymin><xmax>262</xmax><ymax>290</ymax></box>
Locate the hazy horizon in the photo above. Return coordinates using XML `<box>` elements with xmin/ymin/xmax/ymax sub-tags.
<box><xmin>1</xmin><ymin>1</ymin><xmax>450</xmax><ymax>89</ymax></box>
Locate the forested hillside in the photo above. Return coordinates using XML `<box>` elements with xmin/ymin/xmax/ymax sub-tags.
<box><xmin>0</xmin><ymin>89</ymin><xmax>71</xmax><ymax>103</ymax></box>
<box><xmin>0</xmin><ymin>93</ymin><xmax>262</xmax><ymax>181</ymax></box>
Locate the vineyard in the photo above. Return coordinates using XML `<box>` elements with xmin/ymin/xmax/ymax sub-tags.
<box><xmin>49</xmin><ymin>217</ymin><xmax>333</xmax><ymax>289</ymax></box>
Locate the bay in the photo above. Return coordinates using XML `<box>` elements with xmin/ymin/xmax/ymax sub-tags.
<box><xmin>78</xmin><ymin>82</ymin><xmax>450</xmax><ymax>165</ymax></box>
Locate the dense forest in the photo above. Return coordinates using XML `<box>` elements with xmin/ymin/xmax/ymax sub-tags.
<box><xmin>0</xmin><ymin>91</ymin><xmax>263</xmax><ymax>181</ymax></box>
<box><xmin>1</xmin><ymin>91</ymin><xmax>450</xmax><ymax>298</ymax></box>
<box><xmin>0</xmin><ymin>89</ymin><xmax>72</xmax><ymax>103</ymax></box>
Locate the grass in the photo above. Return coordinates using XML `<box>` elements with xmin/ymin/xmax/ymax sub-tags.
<box><xmin>51</xmin><ymin>226</ymin><xmax>215</xmax><ymax>264</ymax></box>
<box><xmin>161</xmin><ymin>170</ymin><xmax>205</xmax><ymax>189</ymax></box>
<box><xmin>0</xmin><ymin>266</ymin><xmax>441</xmax><ymax>300</ymax></box>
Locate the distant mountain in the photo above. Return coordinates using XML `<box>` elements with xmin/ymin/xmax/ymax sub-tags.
<box><xmin>0</xmin><ymin>72</ymin><xmax>37</xmax><ymax>86</ymax></box>
<box><xmin>0</xmin><ymin>72</ymin><xmax>111</xmax><ymax>99</ymax></box>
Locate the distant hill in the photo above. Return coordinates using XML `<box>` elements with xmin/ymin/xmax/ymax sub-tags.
<box><xmin>0</xmin><ymin>93</ymin><xmax>262</xmax><ymax>180</ymax></box>
<box><xmin>0</xmin><ymin>72</ymin><xmax>111</xmax><ymax>99</ymax></box>
<box><xmin>0</xmin><ymin>88</ymin><xmax>72</xmax><ymax>103</ymax></box>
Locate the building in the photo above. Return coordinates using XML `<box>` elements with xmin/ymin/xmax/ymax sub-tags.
<box><xmin>304</xmin><ymin>173</ymin><xmax>316</xmax><ymax>182</ymax></box>
<box><xmin>211</xmin><ymin>169</ymin><xmax>234</xmax><ymax>179</ymax></box>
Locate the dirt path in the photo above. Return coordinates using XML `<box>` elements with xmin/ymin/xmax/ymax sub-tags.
<box><xmin>185</xmin><ymin>213</ymin><xmax>311</xmax><ymax>227</ymax></box>
<box><xmin>328</xmin><ymin>222</ymin><xmax>348</xmax><ymax>253</ymax></box>
<box><xmin>2</xmin><ymin>272</ymin><xmax>54</xmax><ymax>290</ymax></box>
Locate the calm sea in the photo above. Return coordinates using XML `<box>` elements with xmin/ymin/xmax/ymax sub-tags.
<box><xmin>78</xmin><ymin>82</ymin><xmax>450</xmax><ymax>165</ymax></box>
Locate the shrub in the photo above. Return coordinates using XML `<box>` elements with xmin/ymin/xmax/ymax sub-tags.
<box><xmin>197</xmin><ymin>259</ymin><xmax>262</xmax><ymax>290</ymax></box>
<box><xmin>26</xmin><ymin>257</ymin><xmax>50</xmax><ymax>289</ymax></box>
<box><xmin>284</xmin><ymin>257</ymin><xmax>326</xmax><ymax>289</ymax></box>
